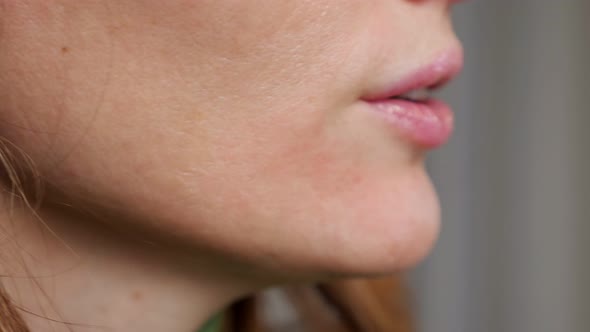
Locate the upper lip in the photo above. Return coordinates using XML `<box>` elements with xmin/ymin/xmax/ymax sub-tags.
<box><xmin>361</xmin><ymin>48</ymin><xmax>464</xmax><ymax>102</ymax></box>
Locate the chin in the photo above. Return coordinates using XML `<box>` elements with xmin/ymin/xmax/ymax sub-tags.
<box><xmin>313</xmin><ymin>166</ymin><xmax>442</xmax><ymax>278</ymax></box>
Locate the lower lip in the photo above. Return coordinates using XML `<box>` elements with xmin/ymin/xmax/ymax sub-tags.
<box><xmin>363</xmin><ymin>98</ymin><xmax>454</xmax><ymax>149</ymax></box>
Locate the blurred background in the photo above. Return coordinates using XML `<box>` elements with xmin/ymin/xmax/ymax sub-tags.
<box><xmin>411</xmin><ymin>1</ymin><xmax>590</xmax><ymax>332</ymax></box>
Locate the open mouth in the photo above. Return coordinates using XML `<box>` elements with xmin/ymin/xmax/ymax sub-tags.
<box><xmin>392</xmin><ymin>87</ymin><xmax>433</xmax><ymax>103</ymax></box>
<box><xmin>361</xmin><ymin>49</ymin><xmax>463</xmax><ymax>149</ymax></box>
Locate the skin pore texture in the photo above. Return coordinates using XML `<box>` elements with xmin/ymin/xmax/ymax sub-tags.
<box><xmin>0</xmin><ymin>1</ymin><xmax>463</xmax><ymax>331</ymax></box>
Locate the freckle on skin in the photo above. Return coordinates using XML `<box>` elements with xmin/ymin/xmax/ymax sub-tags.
<box><xmin>61</xmin><ymin>47</ymin><xmax>69</xmax><ymax>54</ymax></box>
<box><xmin>131</xmin><ymin>291</ymin><xmax>143</xmax><ymax>301</ymax></box>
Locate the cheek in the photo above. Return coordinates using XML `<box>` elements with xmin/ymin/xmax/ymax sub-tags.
<box><xmin>188</xmin><ymin>109</ymin><xmax>440</xmax><ymax>275</ymax></box>
<box><xmin>0</xmin><ymin>0</ymin><xmax>443</xmax><ymax>277</ymax></box>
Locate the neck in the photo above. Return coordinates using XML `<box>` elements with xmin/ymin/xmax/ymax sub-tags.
<box><xmin>0</xmin><ymin>202</ymin><xmax>250</xmax><ymax>332</ymax></box>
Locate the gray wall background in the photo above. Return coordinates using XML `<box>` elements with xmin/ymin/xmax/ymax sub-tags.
<box><xmin>411</xmin><ymin>1</ymin><xmax>590</xmax><ymax>332</ymax></box>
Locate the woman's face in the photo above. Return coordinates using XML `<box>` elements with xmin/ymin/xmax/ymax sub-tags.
<box><xmin>0</xmin><ymin>1</ymin><xmax>462</xmax><ymax>278</ymax></box>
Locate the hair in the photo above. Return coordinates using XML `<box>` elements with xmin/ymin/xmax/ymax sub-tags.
<box><xmin>0</xmin><ymin>286</ymin><xmax>29</xmax><ymax>332</ymax></box>
<box><xmin>0</xmin><ymin>140</ymin><xmax>415</xmax><ymax>332</ymax></box>
<box><xmin>0</xmin><ymin>139</ymin><xmax>38</xmax><ymax>332</ymax></box>
<box><xmin>227</xmin><ymin>276</ymin><xmax>415</xmax><ymax>332</ymax></box>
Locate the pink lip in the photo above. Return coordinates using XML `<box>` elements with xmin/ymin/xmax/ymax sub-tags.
<box><xmin>361</xmin><ymin>49</ymin><xmax>464</xmax><ymax>149</ymax></box>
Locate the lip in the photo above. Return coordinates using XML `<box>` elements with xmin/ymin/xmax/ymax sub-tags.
<box><xmin>360</xmin><ymin>49</ymin><xmax>464</xmax><ymax>149</ymax></box>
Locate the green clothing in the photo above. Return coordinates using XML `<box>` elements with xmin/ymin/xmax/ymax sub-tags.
<box><xmin>198</xmin><ymin>314</ymin><xmax>223</xmax><ymax>332</ymax></box>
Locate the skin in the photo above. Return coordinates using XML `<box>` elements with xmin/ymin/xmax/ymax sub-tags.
<box><xmin>0</xmin><ymin>0</ymin><xmax>463</xmax><ymax>331</ymax></box>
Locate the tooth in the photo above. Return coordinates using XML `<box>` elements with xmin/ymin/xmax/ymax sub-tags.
<box><xmin>400</xmin><ymin>88</ymin><xmax>431</xmax><ymax>101</ymax></box>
